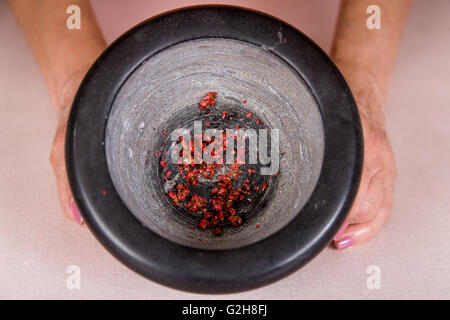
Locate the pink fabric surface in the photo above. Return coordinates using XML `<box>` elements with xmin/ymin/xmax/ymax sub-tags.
<box><xmin>0</xmin><ymin>0</ymin><xmax>449</xmax><ymax>299</ymax></box>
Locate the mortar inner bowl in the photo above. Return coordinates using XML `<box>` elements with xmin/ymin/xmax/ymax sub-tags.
<box><xmin>105</xmin><ymin>38</ymin><xmax>324</xmax><ymax>250</ymax></box>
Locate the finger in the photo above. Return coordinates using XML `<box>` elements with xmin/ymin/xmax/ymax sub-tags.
<box><xmin>345</xmin><ymin>161</ymin><xmax>372</xmax><ymax>223</ymax></box>
<box><xmin>50</xmin><ymin>126</ymin><xmax>84</xmax><ymax>226</ymax></box>
<box><xmin>333</xmin><ymin>164</ymin><xmax>373</xmax><ymax>240</ymax></box>
<box><xmin>349</xmin><ymin>171</ymin><xmax>385</xmax><ymax>224</ymax></box>
<box><xmin>335</xmin><ymin>185</ymin><xmax>394</xmax><ymax>249</ymax></box>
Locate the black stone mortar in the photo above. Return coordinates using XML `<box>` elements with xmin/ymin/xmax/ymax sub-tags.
<box><xmin>66</xmin><ymin>6</ymin><xmax>363</xmax><ymax>293</ymax></box>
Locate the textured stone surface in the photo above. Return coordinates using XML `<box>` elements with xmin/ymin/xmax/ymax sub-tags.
<box><xmin>106</xmin><ymin>38</ymin><xmax>324</xmax><ymax>249</ymax></box>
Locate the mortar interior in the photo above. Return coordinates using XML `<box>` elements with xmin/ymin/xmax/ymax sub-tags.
<box><xmin>105</xmin><ymin>38</ymin><xmax>325</xmax><ymax>249</ymax></box>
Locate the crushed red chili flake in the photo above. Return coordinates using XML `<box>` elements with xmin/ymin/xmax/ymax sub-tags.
<box><xmin>198</xmin><ymin>92</ymin><xmax>217</xmax><ymax>110</ymax></box>
<box><xmin>158</xmin><ymin>91</ymin><xmax>279</xmax><ymax>236</ymax></box>
<box><xmin>243</xmin><ymin>100</ymin><xmax>247</xmax><ymax>104</ymax></box>
<box><xmin>261</xmin><ymin>181</ymin><xmax>268</xmax><ymax>192</ymax></box>
<box><xmin>229</xmin><ymin>215</ymin><xmax>242</xmax><ymax>227</ymax></box>
<box><xmin>221</xmin><ymin>111</ymin><xmax>228</xmax><ymax>119</ymax></box>
<box><xmin>198</xmin><ymin>219</ymin><xmax>209</xmax><ymax>230</ymax></box>
<box><xmin>101</xmin><ymin>189</ymin><xmax>107</xmax><ymax>196</ymax></box>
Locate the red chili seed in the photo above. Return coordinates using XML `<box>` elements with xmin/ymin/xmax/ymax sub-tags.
<box><xmin>217</xmin><ymin>188</ymin><xmax>228</xmax><ymax>196</ymax></box>
<box><xmin>198</xmin><ymin>219</ymin><xmax>209</xmax><ymax>230</ymax></box>
<box><xmin>203</xmin><ymin>211</ymin><xmax>213</xmax><ymax>219</ymax></box>
<box><xmin>164</xmin><ymin>170</ymin><xmax>171</xmax><ymax>179</ymax></box>
<box><xmin>261</xmin><ymin>181</ymin><xmax>268</xmax><ymax>192</ymax></box>
<box><xmin>229</xmin><ymin>215</ymin><xmax>242</xmax><ymax>227</ymax></box>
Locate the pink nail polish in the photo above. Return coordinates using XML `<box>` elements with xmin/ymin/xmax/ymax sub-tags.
<box><xmin>336</xmin><ymin>236</ymin><xmax>355</xmax><ymax>250</ymax></box>
<box><xmin>71</xmin><ymin>200</ymin><xmax>83</xmax><ymax>225</ymax></box>
<box><xmin>333</xmin><ymin>219</ymin><xmax>350</xmax><ymax>241</ymax></box>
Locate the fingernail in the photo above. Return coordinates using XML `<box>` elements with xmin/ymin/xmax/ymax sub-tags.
<box><xmin>335</xmin><ymin>236</ymin><xmax>355</xmax><ymax>250</ymax></box>
<box><xmin>333</xmin><ymin>219</ymin><xmax>350</xmax><ymax>241</ymax></box>
<box><xmin>71</xmin><ymin>200</ymin><xmax>83</xmax><ymax>225</ymax></box>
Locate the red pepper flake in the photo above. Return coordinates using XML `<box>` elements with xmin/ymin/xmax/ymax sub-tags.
<box><xmin>164</xmin><ymin>91</ymin><xmax>272</xmax><ymax>235</ymax></box>
<box><xmin>217</xmin><ymin>188</ymin><xmax>228</xmax><ymax>196</ymax></box>
<box><xmin>255</xmin><ymin>224</ymin><xmax>260</xmax><ymax>228</ymax></box>
<box><xmin>101</xmin><ymin>189</ymin><xmax>107</xmax><ymax>196</ymax></box>
<box><xmin>198</xmin><ymin>219</ymin><xmax>209</xmax><ymax>230</ymax></box>
<box><xmin>162</xmin><ymin>130</ymin><xmax>167</xmax><ymax>137</ymax></box>
<box><xmin>186</xmin><ymin>194</ymin><xmax>207</xmax><ymax>212</ymax></box>
<box><xmin>198</xmin><ymin>92</ymin><xmax>218</xmax><ymax>110</ymax></box>
<box><xmin>177</xmin><ymin>187</ymin><xmax>190</xmax><ymax>201</ymax></box>
<box><xmin>243</xmin><ymin>100</ymin><xmax>247</xmax><ymax>104</ymax></box>
<box><xmin>168</xmin><ymin>191</ymin><xmax>180</xmax><ymax>206</ymax></box>
<box><xmin>222</xmin><ymin>111</ymin><xmax>228</xmax><ymax>119</ymax></box>
<box><xmin>261</xmin><ymin>181</ymin><xmax>268</xmax><ymax>192</ymax></box>
<box><xmin>229</xmin><ymin>215</ymin><xmax>243</xmax><ymax>227</ymax></box>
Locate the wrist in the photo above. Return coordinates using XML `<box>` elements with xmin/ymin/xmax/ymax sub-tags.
<box><xmin>333</xmin><ymin>58</ymin><xmax>388</xmax><ymax>127</ymax></box>
<box><xmin>51</xmin><ymin>62</ymin><xmax>92</xmax><ymax>115</ymax></box>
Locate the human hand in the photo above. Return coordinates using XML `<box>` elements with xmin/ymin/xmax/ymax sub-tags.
<box><xmin>333</xmin><ymin>74</ymin><xmax>398</xmax><ymax>249</ymax></box>
<box><xmin>6</xmin><ymin>0</ymin><xmax>106</xmax><ymax>225</ymax></box>
<box><xmin>49</xmin><ymin>69</ymin><xmax>88</xmax><ymax>226</ymax></box>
